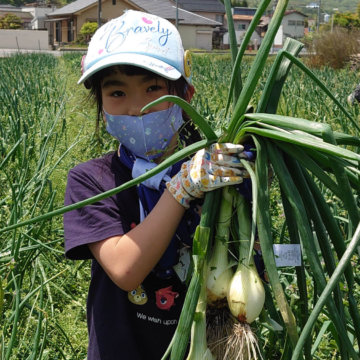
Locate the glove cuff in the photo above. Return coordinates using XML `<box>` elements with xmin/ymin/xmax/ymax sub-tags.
<box><xmin>166</xmin><ymin>176</ymin><xmax>195</xmax><ymax>209</ymax></box>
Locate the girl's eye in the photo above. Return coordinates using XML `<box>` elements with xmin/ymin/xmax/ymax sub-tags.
<box><xmin>111</xmin><ymin>90</ymin><xmax>125</xmax><ymax>97</ymax></box>
<box><xmin>147</xmin><ymin>85</ymin><xmax>163</xmax><ymax>92</ymax></box>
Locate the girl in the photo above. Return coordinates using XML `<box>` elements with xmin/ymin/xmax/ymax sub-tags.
<box><xmin>64</xmin><ymin>10</ymin><xmax>250</xmax><ymax>360</ymax></box>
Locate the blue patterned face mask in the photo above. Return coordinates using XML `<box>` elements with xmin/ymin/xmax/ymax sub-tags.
<box><xmin>104</xmin><ymin>105</ymin><xmax>184</xmax><ymax>161</ymax></box>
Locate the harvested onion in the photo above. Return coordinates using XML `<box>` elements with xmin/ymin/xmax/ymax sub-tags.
<box><xmin>227</xmin><ymin>263</ymin><xmax>265</xmax><ymax>323</ymax></box>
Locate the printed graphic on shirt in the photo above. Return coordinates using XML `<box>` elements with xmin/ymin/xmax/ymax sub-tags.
<box><xmin>173</xmin><ymin>246</ymin><xmax>191</xmax><ymax>283</ymax></box>
<box><xmin>128</xmin><ymin>284</ymin><xmax>148</xmax><ymax>305</ymax></box>
<box><xmin>155</xmin><ymin>286</ymin><xmax>179</xmax><ymax>310</ymax></box>
<box><xmin>136</xmin><ymin>311</ymin><xmax>178</xmax><ymax>326</ymax></box>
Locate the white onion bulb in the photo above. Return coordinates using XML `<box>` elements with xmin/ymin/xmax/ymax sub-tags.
<box><xmin>227</xmin><ymin>264</ymin><xmax>265</xmax><ymax>323</ymax></box>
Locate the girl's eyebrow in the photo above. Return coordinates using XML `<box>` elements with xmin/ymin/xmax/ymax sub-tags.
<box><xmin>102</xmin><ymin>74</ymin><xmax>161</xmax><ymax>88</ymax></box>
<box><xmin>102</xmin><ymin>79</ymin><xmax>126</xmax><ymax>88</ymax></box>
<box><xmin>142</xmin><ymin>74</ymin><xmax>161</xmax><ymax>82</ymax></box>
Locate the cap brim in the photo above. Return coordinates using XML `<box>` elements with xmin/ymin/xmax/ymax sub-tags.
<box><xmin>78</xmin><ymin>52</ymin><xmax>183</xmax><ymax>85</ymax></box>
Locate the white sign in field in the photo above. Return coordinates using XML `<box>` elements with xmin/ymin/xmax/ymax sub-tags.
<box><xmin>274</xmin><ymin>24</ymin><xmax>283</xmax><ymax>46</ymax></box>
<box><xmin>273</xmin><ymin>243</ymin><xmax>302</xmax><ymax>267</ymax></box>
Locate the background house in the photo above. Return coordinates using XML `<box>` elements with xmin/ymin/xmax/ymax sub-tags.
<box><xmin>176</xmin><ymin>0</ymin><xmax>225</xmax><ymax>23</ymax></box>
<box><xmin>223</xmin><ymin>7</ymin><xmax>264</xmax><ymax>49</ymax></box>
<box><xmin>0</xmin><ymin>3</ymin><xmax>55</xmax><ymax>30</ymax></box>
<box><xmin>25</xmin><ymin>5</ymin><xmax>57</xmax><ymax>30</ymax></box>
<box><xmin>46</xmin><ymin>0</ymin><xmax>221</xmax><ymax>49</ymax></box>
<box><xmin>0</xmin><ymin>4</ymin><xmax>52</xmax><ymax>50</ymax></box>
<box><xmin>223</xmin><ymin>7</ymin><xmax>307</xmax><ymax>49</ymax></box>
<box><xmin>0</xmin><ymin>0</ymin><xmax>307</xmax><ymax>52</ymax></box>
<box><xmin>263</xmin><ymin>10</ymin><xmax>307</xmax><ymax>49</ymax></box>
<box><xmin>175</xmin><ymin>0</ymin><xmax>226</xmax><ymax>48</ymax></box>
<box><xmin>0</xmin><ymin>4</ymin><xmax>33</xmax><ymax>29</ymax></box>
<box><xmin>282</xmin><ymin>10</ymin><xmax>307</xmax><ymax>40</ymax></box>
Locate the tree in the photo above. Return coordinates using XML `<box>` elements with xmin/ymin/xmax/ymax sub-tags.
<box><xmin>79</xmin><ymin>21</ymin><xmax>98</xmax><ymax>42</ymax></box>
<box><xmin>333</xmin><ymin>12</ymin><xmax>360</xmax><ymax>29</ymax></box>
<box><xmin>0</xmin><ymin>13</ymin><xmax>22</xmax><ymax>29</ymax></box>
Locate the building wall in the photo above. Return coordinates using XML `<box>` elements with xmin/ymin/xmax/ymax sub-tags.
<box><xmin>223</xmin><ymin>23</ymin><xmax>261</xmax><ymax>48</ymax></box>
<box><xmin>22</xmin><ymin>7</ymin><xmax>56</xmax><ymax>29</ymax></box>
<box><xmin>195</xmin><ymin>28</ymin><xmax>213</xmax><ymax>50</ymax></box>
<box><xmin>234</xmin><ymin>20</ymin><xmax>249</xmax><ymax>32</ymax></box>
<box><xmin>51</xmin><ymin>1</ymin><xmax>138</xmax><ymax>44</ymax></box>
<box><xmin>198</xmin><ymin>11</ymin><xmax>216</xmax><ymax>21</ymax></box>
<box><xmin>282</xmin><ymin>13</ymin><xmax>305</xmax><ymax>39</ymax></box>
<box><xmin>75</xmin><ymin>1</ymin><xmax>138</xmax><ymax>35</ymax></box>
<box><xmin>0</xmin><ymin>29</ymin><xmax>49</xmax><ymax>49</ymax></box>
<box><xmin>177</xmin><ymin>10</ymin><xmax>219</xmax><ymax>50</ymax></box>
<box><xmin>61</xmin><ymin>20</ymin><xmax>67</xmax><ymax>42</ymax></box>
<box><xmin>178</xmin><ymin>25</ymin><xmax>212</xmax><ymax>50</ymax></box>
<box><xmin>196</xmin><ymin>11</ymin><xmax>224</xmax><ymax>25</ymax></box>
<box><xmin>178</xmin><ymin>26</ymin><xmax>197</xmax><ymax>49</ymax></box>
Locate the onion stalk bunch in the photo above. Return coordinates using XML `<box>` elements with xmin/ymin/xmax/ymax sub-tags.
<box><xmin>205</xmin><ymin>187</ymin><xmax>235</xmax><ymax>358</ymax></box>
<box><xmin>224</xmin><ymin>192</ymin><xmax>265</xmax><ymax>360</ymax></box>
<box><xmin>205</xmin><ymin>182</ymin><xmax>265</xmax><ymax>359</ymax></box>
<box><xmin>206</xmin><ymin>187</ymin><xmax>234</xmax><ymax>307</ymax></box>
<box><xmin>227</xmin><ymin>191</ymin><xmax>265</xmax><ymax>324</ymax></box>
<box><xmin>186</xmin><ymin>260</ymin><xmax>216</xmax><ymax>360</ymax></box>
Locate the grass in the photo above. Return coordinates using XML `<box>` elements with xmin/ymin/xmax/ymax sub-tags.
<box><xmin>0</xmin><ymin>53</ymin><xmax>90</xmax><ymax>360</ymax></box>
<box><xmin>0</xmin><ymin>51</ymin><xmax>359</xmax><ymax>359</ymax></box>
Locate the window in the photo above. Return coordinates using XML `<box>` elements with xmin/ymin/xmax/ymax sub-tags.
<box><xmin>215</xmin><ymin>14</ymin><xmax>224</xmax><ymax>24</ymax></box>
<box><xmin>23</xmin><ymin>20</ymin><xmax>31</xmax><ymax>30</ymax></box>
<box><xmin>297</xmin><ymin>20</ymin><xmax>304</xmax><ymax>26</ymax></box>
<box><xmin>233</xmin><ymin>8</ymin><xmax>256</xmax><ymax>16</ymax></box>
<box><xmin>288</xmin><ymin>20</ymin><xmax>296</xmax><ymax>26</ymax></box>
<box><xmin>55</xmin><ymin>21</ymin><xmax>61</xmax><ymax>42</ymax></box>
<box><xmin>238</xmin><ymin>24</ymin><xmax>246</xmax><ymax>30</ymax></box>
<box><xmin>67</xmin><ymin>20</ymin><xmax>74</xmax><ymax>42</ymax></box>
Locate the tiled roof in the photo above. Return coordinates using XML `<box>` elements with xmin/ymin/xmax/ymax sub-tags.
<box><xmin>48</xmin><ymin>0</ymin><xmax>221</xmax><ymax>26</ymax></box>
<box><xmin>176</xmin><ymin>0</ymin><xmax>225</xmax><ymax>13</ymax></box>
<box><xmin>0</xmin><ymin>4</ymin><xmax>18</xmax><ymax>9</ymax></box>
<box><xmin>284</xmin><ymin>10</ymin><xmax>308</xmax><ymax>17</ymax></box>
<box><xmin>48</xmin><ymin>0</ymin><xmax>96</xmax><ymax>16</ymax></box>
<box><xmin>0</xmin><ymin>4</ymin><xmax>24</xmax><ymax>12</ymax></box>
<box><xmin>232</xmin><ymin>15</ymin><xmax>254</xmax><ymax>21</ymax></box>
<box><xmin>133</xmin><ymin>0</ymin><xmax>221</xmax><ymax>25</ymax></box>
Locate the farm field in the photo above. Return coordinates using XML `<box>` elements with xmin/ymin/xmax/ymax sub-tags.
<box><xmin>0</xmin><ymin>51</ymin><xmax>359</xmax><ymax>359</ymax></box>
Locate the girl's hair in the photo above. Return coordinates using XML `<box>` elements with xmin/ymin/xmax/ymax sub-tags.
<box><xmin>86</xmin><ymin>65</ymin><xmax>202</xmax><ymax>146</ymax></box>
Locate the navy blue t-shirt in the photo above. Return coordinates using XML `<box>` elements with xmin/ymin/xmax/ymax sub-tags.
<box><xmin>63</xmin><ymin>152</ymin><xmax>187</xmax><ymax>360</ymax></box>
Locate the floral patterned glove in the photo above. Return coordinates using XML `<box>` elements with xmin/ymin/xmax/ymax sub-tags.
<box><xmin>166</xmin><ymin>143</ymin><xmax>253</xmax><ymax>208</ymax></box>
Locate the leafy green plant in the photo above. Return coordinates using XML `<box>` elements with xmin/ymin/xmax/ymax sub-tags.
<box><xmin>79</xmin><ymin>21</ymin><xmax>98</xmax><ymax>43</ymax></box>
<box><xmin>0</xmin><ymin>13</ymin><xmax>22</xmax><ymax>29</ymax></box>
<box><xmin>333</xmin><ymin>11</ymin><xmax>360</xmax><ymax>29</ymax></box>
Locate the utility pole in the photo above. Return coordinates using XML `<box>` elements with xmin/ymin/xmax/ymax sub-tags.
<box><xmin>317</xmin><ymin>0</ymin><xmax>321</xmax><ymax>31</ymax></box>
<box><xmin>331</xmin><ymin>8</ymin><xmax>338</xmax><ymax>32</ymax></box>
<box><xmin>176</xmin><ymin>0</ymin><xmax>179</xmax><ymax>28</ymax></box>
<box><xmin>98</xmin><ymin>0</ymin><xmax>102</xmax><ymax>27</ymax></box>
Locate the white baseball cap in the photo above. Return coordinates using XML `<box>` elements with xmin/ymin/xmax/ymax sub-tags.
<box><xmin>78</xmin><ymin>10</ymin><xmax>192</xmax><ymax>86</ymax></box>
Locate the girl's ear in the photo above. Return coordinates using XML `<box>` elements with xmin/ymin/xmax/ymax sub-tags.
<box><xmin>185</xmin><ymin>85</ymin><xmax>195</xmax><ymax>101</ymax></box>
